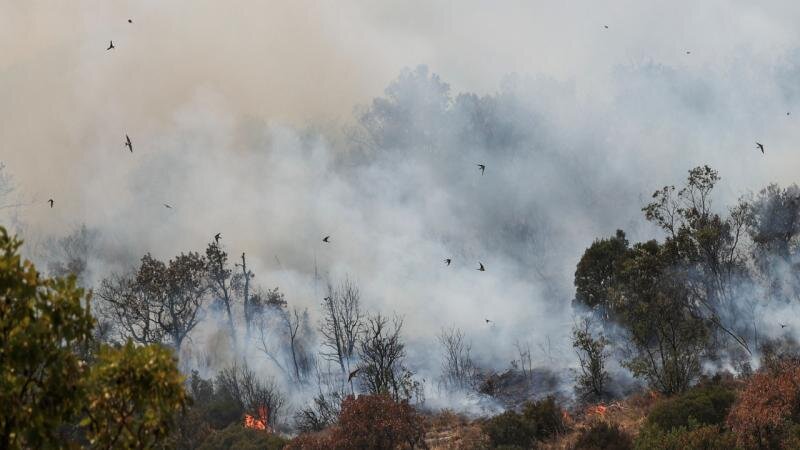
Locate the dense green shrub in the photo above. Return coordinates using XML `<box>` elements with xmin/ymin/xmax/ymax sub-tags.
<box><xmin>482</xmin><ymin>411</ymin><xmax>534</xmax><ymax>448</ymax></box>
<box><xmin>197</xmin><ymin>423</ymin><xmax>288</xmax><ymax>450</ymax></box>
<box><xmin>572</xmin><ymin>422</ymin><xmax>633</xmax><ymax>450</ymax></box>
<box><xmin>482</xmin><ymin>397</ymin><xmax>566</xmax><ymax>448</ymax></box>
<box><xmin>646</xmin><ymin>384</ymin><xmax>736</xmax><ymax>431</ymax></box>
<box><xmin>634</xmin><ymin>424</ymin><xmax>737</xmax><ymax>450</ymax></box>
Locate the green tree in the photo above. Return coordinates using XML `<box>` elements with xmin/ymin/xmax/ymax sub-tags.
<box><xmin>82</xmin><ymin>341</ymin><xmax>188</xmax><ymax>449</ymax></box>
<box><xmin>0</xmin><ymin>227</ymin><xmax>94</xmax><ymax>449</ymax></box>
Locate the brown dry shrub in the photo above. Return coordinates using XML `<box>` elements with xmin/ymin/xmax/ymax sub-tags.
<box><xmin>287</xmin><ymin>394</ymin><xmax>426</xmax><ymax>450</ymax></box>
<box><xmin>727</xmin><ymin>360</ymin><xmax>800</xmax><ymax>449</ymax></box>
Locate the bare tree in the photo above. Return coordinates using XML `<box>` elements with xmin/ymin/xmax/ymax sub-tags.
<box><xmin>236</xmin><ymin>252</ymin><xmax>256</xmax><ymax>340</ymax></box>
<box><xmin>437</xmin><ymin>326</ymin><xmax>477</xmax><ymax>391</ymax></box>
<box><xmin>216</xmin><ymin>362</ymin><xmax>286</xmax><ymax>429</ymax></box>
<box><xmin>514</xmin><ymin>340</ymin><xmax>534</xmax><ymax>382</ymax></box>
<box><xmin>97</xmin><ymin>252</ymin><xmax>208</xmax><ymax>350</ymax></box>
<box><xmin>206</xmin><ymin>241</ymin><xmax>242</xmax><ymax>343</ymax></box>
<box><xmin>357</xmin><ymin>313</ymin><xmax>420</xmax><ymax>402</ymax></box>
<box><xmin>294</xmin><ymin>367</ymin><xmax>348</xmax><ymax>432</ymax></box>
<box><xmin>320</xmin><ymin>278</ymin><xmax>363</xmax><ymax>374</ymax></box>
<box><xmin>258</xmin><ymin>300</ymin><xmax>315</xmax><ymax>384</ymax></box>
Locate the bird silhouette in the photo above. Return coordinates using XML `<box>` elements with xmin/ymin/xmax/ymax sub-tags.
<box><xmin>348</xmin><ymin>367</ymin><xmax>361</xmax><ymax>382</ymax></box>
<box><xmin>477</xmin><ymin>262</ymin><xmax>485</xmax><ymax>271</ymax></box>
<box><xmin>756</xmin><ymin>142</ymin><xmax>765</xmax><ymax>154</ymax></box>
<box><xmin>214</xmin><ymin>233</ymin><xmax>221</xmax><ymax>244</ymax></box>
<box><xmin>476</xmin><ymin>164</ymin><xmax>486</xmax><ymax>175</ymax></box>
<box><xmin>444</xmin><ymin>258</ymin><xmax>451</xmax><ymax>266</ymax></box>
<box><xmin>686</xmin><ymin>51</ymin><xmax>691</xmax><ymax>55</ymax></box>
<box><xmin>48</xmin><ymin>199</ymin><xmax>54</xmax><ymax>208</ymax></box>
<box><xmin>163</xmin><ymin>203</ymin><xmax>172</xmax><ymax>209</ymax></box>
<box><xmin>322</xmin><ymin>236</ymin><xmax>330</xmax><ymax>243</ymax></box>
<box><xmin>124</xmin><ymin>134</ymin><xmax>133</xmax><ymax>152</ymax></box>
<box><xmin>781</xmin><ymin>323</ymin><xmax>788</xmax><ymax>329</ymax></box>
<box><xmin>107</xmin><ymin>41</ymin><xmax>115</xmax><ymax>50</ymax></box>
<box><xmin>485</xmin><ymin>319</ymin><xmax>492</xmax><ymax>324</ymax></box>
<box><xmin>128</xmin><ymin>19</ymin><xmax>133</xmax><ymax>23</ymax></box>
<box><xmin>604</xmin><ymin>25</ymin><xmax>609</xmax><ymax>29</ymax></box>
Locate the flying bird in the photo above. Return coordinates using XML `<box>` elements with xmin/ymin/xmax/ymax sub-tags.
<box><xmin>322</xmin><ymin>236</ymin><xmax>330</xmax><ymax>243</ymax></box>
<box><xmin>124</xmin><ymin>134</ymin><xmax>133</xmax><ymax>152</ymax></box>
<box><xmin>348</xmin><ymin>368</ymin><xmax>361</xmax><ymax>382</ymax></box>
<box><xmin>476</xmin><ymin>164</ymin><xmax>486</xmax><ymax>175</ymax></box>
<box><xmin>686</xmin><ymin>51</ymin><xmax>691</xmax><ymax>55</ymax></box>
<box><xmin>107</xmin><ymin>40</ymin><xmax>115</xmax><ymax>50</ymax></box>
<box><xmin>444</xmin><ymin>258</ymin><xmax>451</xmax><ymax>266</ymax></box>
<box><xmin>128</xmin><ymin>19</ymin><xmax>133</xmax><ymax>23</ymax></box>
<box><xmin>477</xmin><ymin>262</ymin><xmax>485</xmax><ymax>271</ymax></box>
<box><xmin>781</xmin><ymin>323</ymin><xmax>789</xmax><ymax>329</ymax></box>
<box><xmin>485</xmin><ymin>319</ymin><xmax>492</xmax><ymax>324</ymax></box>
<box><xmin>214</xmin><ymin>233</ymin><xmax>221</xmax><ymax>244</ymax></box>
<box><xmin>48</xmin><ymin>199</ymin><xmax>54</xmax><ymax>208</ymax></box>
<box><xmin>603</xmin><ymin>25</ymin><xmax>609</xmax><ymax>29</ymax></box>
<box><xmin>756</xmin><ymin>142</ymin><xmax>764</xmax><ymax>154</ymax></box>
<box><xmin>163</xmin><ymin>203</ymin><xmax>172</xmax><ymax>209</ymax></box>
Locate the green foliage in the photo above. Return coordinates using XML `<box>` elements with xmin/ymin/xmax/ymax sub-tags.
<box><xmin>482</xmin><ymin>397</ymin><xmax>566</xmax><ymax>448</ymax></box>
<box><xmin>82</xmin><ymin>341</ymin><xmax>188</xmax><ymax>449</ymax></box>
<box><xmin>196</xmin><ymin>423</ymin><xmax>288</xmax><ymax>450</ymax></box>
<box><xmin>646</xmin><ymin>384</ymin><xmax>736</xmax><ymax>432</ymax></box>
<box><xmin>572</xmin><ymin>421</ymin><xmax>633</xmax><ymax>450</ymax></box>
<box><xmin>573</xmin><ymin>229</ymin><xmax>629</xmax><ymax>317</ymax></box>
<box><xmin>634</xmin><ymin>425</ymin><xmax>737</xmax><ymax>450</ymax></box>
<box><xmin>0</xmin><ymin>227</ymin><xmax>95</xmax><ymax>448</ymax></box>
<box><xmin>572</xmin><ymin>319</ymin><xmax>610</xmax><ymax>400</ymax></box>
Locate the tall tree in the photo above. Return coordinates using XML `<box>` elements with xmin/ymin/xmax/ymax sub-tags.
<box><xmin>98</xmin><ymin>252</ymin><xmax>208</xmax><ymax>350</ymax></box>
<box><xmin>319</xmin><ymin>278</ymin><xmax>363</xmax><ymax>374</ymax></box>
<box><xmin>206</xmin><ymin>241</ymin><xmax>241</xmax><ymax>344</ymax></box>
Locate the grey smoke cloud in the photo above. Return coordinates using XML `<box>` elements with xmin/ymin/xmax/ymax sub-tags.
<box><xmin>5</xmin><ymin>1</ymin><xmax>800</xmax><ymax>404</ymax></box>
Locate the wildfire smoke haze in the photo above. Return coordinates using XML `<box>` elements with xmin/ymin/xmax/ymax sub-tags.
<box><xmin>5</xmin><ymin>0</ymin><xmax>800</xmax><ymax>447</ymax></box>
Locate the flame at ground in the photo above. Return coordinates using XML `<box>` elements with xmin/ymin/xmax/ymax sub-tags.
<box><xmin>244</xmin><ymin>406</ymin><xmax>270</xmax><ymax>431</ymax></box>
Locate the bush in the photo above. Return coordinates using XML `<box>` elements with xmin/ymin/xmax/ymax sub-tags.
<box><xmin>522</xmin><ymin>397</ymin><xmax>567</xmax><ymax>439</ymax></box>
<box><xmin>634</xmin><ymin>424</ymin><xmax>736</xmax><ymax>450</ymax></box>
<box><xmin>727</xmin><ymin>360</ymin><xmax>800</xmax><ymax>449</ymax></box>
<box><xmin>646</xmin><ymin>384</ymin><xmax>736</xmax><ymax>431</ymax></box>
<box><xmin>482</xmin><ymin>397</ymin><xmax>566</xmax><ymax>448</ymax></box>
<box><xmin>196</xmin><ymin>423</ymin><xmax>288</xmax><ymax>450</ymax></box>
<box><xmin>288</xmin><ymin>394</ymin><xmax>426</xmax><ymax>450</ymax></box>
<box><xmin>572</xmin><ymin>422</ymin><xmax>633</xmax><ymax>450</ymax></box>
<box><xmin>482</xmin><ymin>411</ymin><xmax>534</xmax><ymax>448</ymax></box>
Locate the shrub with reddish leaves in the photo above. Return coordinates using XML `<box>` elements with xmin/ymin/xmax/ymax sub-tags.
<box><xmin>727</xmin><ymin>360</ymin><xmax>800</xmax><ymax>449</ymax></box>
<box><xmin>287</xmin><ymin>394</ymin><xmax>426</xmax><ymax>450</ymax></box>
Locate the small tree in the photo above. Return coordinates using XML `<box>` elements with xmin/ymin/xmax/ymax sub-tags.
<box><xmin>82</xmin><ymin>341</ymin><xmax>188</xmax><ymax>449</ymax></box>
<box><xmin>206</xmin><ymin>241</ymin><xmax>242</xmax><ymax>344</ymax></box>
<box><xmin>572</xmin><ymin>318</ymin><xmax>610</xmax><ymax>401</ymax></box>
<box><xmin>357</xmin><ymin>314</ymin><xmax>420</xmax><ymax>402</ymax></box>
<box><xmin>438</xmin><ymin>326</ymin><xmax>477</xmax><ymax>391</ymax></box>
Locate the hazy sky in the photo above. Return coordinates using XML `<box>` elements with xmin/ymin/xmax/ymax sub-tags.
<box><xmin>5</xmin><ymin>1</ymin><xmax>800</xmax><ymax>376</ymax></box>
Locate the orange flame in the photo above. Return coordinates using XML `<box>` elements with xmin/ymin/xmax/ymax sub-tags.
<box><xmin>244</xmin><ymin>406</ymin><xmax>269</xmax><ymax>431</ymax></box>
<box><xmin>586</xmin><ymin>403</ymin><xmax>608</xmax><ymax>417</ymax></box>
